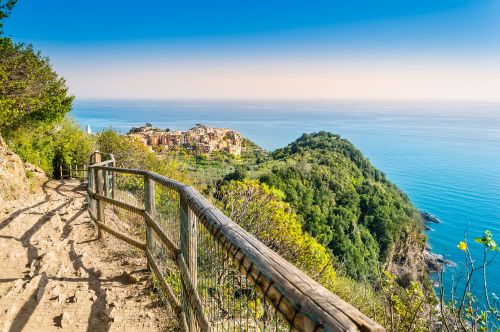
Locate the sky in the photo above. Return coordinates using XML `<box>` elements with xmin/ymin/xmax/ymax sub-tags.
<box><xmin>4</xmin><ymin>0</ymin><xmax>500</xmax><ymax>101</ymax></box>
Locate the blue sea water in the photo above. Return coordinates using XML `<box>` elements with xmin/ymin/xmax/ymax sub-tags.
<box><xmin>71</xmin><ymin>99</ymin><xmax>500</xmax><ymax>298</ymax></box>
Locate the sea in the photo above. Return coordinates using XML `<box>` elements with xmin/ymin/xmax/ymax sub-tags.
<box><xmin>71</xmin><ymin>99</ymin><xmax>500</xmax><ymax>301</ymax></box>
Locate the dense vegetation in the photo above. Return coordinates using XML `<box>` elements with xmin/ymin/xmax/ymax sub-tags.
<box><xmin>0</xmin><ymin>38</ymin><xmax>73</xmax><ymax>131</ymax></box>
<box><xmin>0</xmin><ymin>2</ymin><xmax>89</xmax><ymax>175</ymax></box>
<box><xmin>5</xmin><ymin>117</ymin><xmax>94</xmax><ymax>173</ymax></box>
<box><xmin>218</xmin><ymin>179</ymin><xmax>337</xmax><ymax>283</ymax></box>
<box><xmin>159</xmin><ymin>137</ymin><xmax>269</xmax><ymax>190</ymax></box>
<box><xmin>253</xmin><ymin>132</ymin><xmax>425</xmax><ymax>280</ymax></box>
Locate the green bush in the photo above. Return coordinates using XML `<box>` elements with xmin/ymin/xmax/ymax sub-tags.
<box><xmin>0</xmin><ymin>38</ymin><xmax>73</xmax><ymax>131</ymax></box>
<box><xmin>4</xmin><ymin>117</ymin><xmax>95</xmax><ymax>175</ymax></box>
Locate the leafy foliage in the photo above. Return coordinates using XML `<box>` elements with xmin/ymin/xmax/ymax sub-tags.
<box><xmin>0</xmin><ymin>38</ymin><xmax>73</xmax><ymax>131</ymax></box>
<box><xmin>380</xmin><ymin>270</ymin><xmax>437</xmax><ymax>331</ymax></box>
<box><xmin>0</xmin><ymin>0</ymin><xmax>16</xmax><ymax>34</ymax></box>
<box><xmin>240</xmin><ymin>137</ymin><xmax>270</xmax><ymax>164</ymax></box>
<box><xmin>4</xmin><ymin>117</ymin><xmax>94</xmax><ymax>174</ymax></box>
<box><xmin>161</xmin><ymin>137</ymin><xmax>269</xmax><ymax>191</ymax></box>
<box><xmin>439</xmin><ymin>230</ymin><xmax>500</xmax><ymax>331</ymax></box>
<box><xmin>0</xmin><ymin>3</ymin><xmax>79</xmax><ymax>174</ymax></box>
<box><xmin>254</xmin><ymin>132</ymin><xmax>424</xmax><ymax>279</ymax></box>
<box><xmin>217</xmin><ymin>179</ymin><xmax>337</xmax><ymax>283</ymax></box>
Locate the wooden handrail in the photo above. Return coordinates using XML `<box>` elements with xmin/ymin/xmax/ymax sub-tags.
<box><xmin>92</xmin><ymin>192</ymin><xmax>144</xmax><ymax>216</ymax></box>
<box><xmin>58</xmin><ymin>164</ymin><xmax>88</xmax><ymax>180</ymax></box>
<box><xmin>87</xmin><ymin>153</ymin><xmax>385</xmax><ymax>332</ymax></box>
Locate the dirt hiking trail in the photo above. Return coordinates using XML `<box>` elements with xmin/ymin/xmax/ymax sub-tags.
<box><xmin>0</xmin><ymin>180</ymin><xmax>168</xmax><ymax>331</ymax></box>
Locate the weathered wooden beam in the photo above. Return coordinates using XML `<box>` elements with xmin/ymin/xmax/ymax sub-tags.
<box><xmin>92</xmin><ymin>193</ymin><xmax>145</xmax><ymax>216</ymax></box>
<box><xmin>144</xmin><ymin>211</ymin><xmax>179</xmax><ymax>256</ymax></box>
<box><xmin>147</xmin><ymin>171</ymin><xmax>186</xmax><ymax>191</ymax></box>
<box><xmin>94</xmin><ymin>219</ymin><xmax>146</xmax><ymax>251</ymax></box>
<box><xmin>91</xmin><ymin>165</ymin><xmax>145</xmax><ymax>176</ymax></box>
<box><xmin>144</xmin><ymin>175</ymin><xmax>155</xmax><ymax>253</ymax></box>
<box><xmin>181</xmin><ymin>186</ymin><xmax>384</xmax><ymax>332</ymax></box>
<box><xmin>103</xmin><ymin>169</ymin><xmax>108</xmax><ymax>196</ymax></box>
<box><xmin>88</xmin><ymin>207</ymin><xmax>144</xmax><ymax>251</ymax></box>
<box><xmin>180</xmin><ymin>197</ymin><xmax>199</xmax><ymax>331</ymax></box>
<box><xmin>111</xmin><ymin>160</ymin><xmax>116</xmax><ymax>199</ymax></box>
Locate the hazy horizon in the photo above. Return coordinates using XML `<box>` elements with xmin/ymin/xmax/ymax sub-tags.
<box><xmin>5</xmin><ymin>0</ymin><xmax>500</xmax><ymax>101</ymax></box>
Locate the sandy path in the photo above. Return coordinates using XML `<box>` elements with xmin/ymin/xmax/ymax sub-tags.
<box><xmin>0</xmin><ymin>180</ymin><xmax>168</xmax><ymax>331</ymax></box>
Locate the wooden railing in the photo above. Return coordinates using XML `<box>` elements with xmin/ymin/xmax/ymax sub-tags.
<box><xmin>86</xmin><ymin>151</ymin><xmax>384</xmax><ymax>332</ymax></box>
<box><xmin>58</xmin><ymin>164</ymin><xmax>88</xmax><ymax>180</ymax></box>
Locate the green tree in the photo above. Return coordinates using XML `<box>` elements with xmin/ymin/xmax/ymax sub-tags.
<box><xmin>0</xmin><ymin>1</ymin><xmax>85</xmax><ymax>175</ymax></box>
<box><xmin>254</xmin><ymin>132</ymin><xmax>423</xmax><ymax>280</ymax></box>
<box><xmin>0</xmin><ymin>38</ymin><xmax>73</xmax><ymax>131</ymax></box>
<box><xmin>0</xmin><ymin>0</ymin><xmax>16</xmax><ymax>34</ymax></box>
<box><xmin>215</xmin><ymin>178</ymin><xmax>389</xmax><ymax>325</ymax></box>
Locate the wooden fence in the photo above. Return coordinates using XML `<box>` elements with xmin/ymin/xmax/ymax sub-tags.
<box><xmin>58</xmin><ymin>164</ymin><xmax>88</xmax><ymax>180</ymax></box>
<box><xmin>86</xmin><ymin>151</ymin><xmax>384</xmax><ymax>332</ymax></box>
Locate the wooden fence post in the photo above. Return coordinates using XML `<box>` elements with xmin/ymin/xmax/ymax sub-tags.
<box><xmin>103</xmin><ymin>169</ymin><xmax>108</xmax><ymax>197</ymax></box>
<box><xmin>111</xmin><ymin>160</ymin><xmax>116</xmax><ymax>199</ymax></box>
<box><xmin>59</xmin><ymin>165</ymin><xmax>63</xmax><ymax>179</ymax></box>
<box><xmin>180</xmin><ymin>197</ymin><xmax>198</xmax><ymax>331</ymax></box>
<box><xmin>144</xmin><ymin>175</ymin><xmax>155</xmax><ymax>257</ymax></box>
<box><xmin>94</xmin><ymin>153</ymin><xmax>104</xmax><ymax>239</ymax></box>
<box><xmin>87</xmin><ymin>167</ymin><xmax>93</xmax><ymax>212</ymax></box>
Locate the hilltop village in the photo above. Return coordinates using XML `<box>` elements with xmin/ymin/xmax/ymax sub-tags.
<box><xmin>128</xmin><ymin>123</ymin><xmax>243</xmax><ymax>155</ymax></box>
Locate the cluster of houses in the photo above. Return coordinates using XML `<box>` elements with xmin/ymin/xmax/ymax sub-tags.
<box><xmin>128</xmin><ymin>123</ymin><xmax>242</xmax><ymax>156</ymax></box>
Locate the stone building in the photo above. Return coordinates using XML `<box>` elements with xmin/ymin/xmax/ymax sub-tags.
<box><xmin>128</xmin><ymin>124</ymin><xmax>242</xmax><ymax>156</ymax></box>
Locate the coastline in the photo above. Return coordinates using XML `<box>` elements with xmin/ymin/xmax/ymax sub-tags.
<box><xmin>420</xmin><ymin>212</ymin><xmax>455</xmax><ymax>275</ymax></box>
<box><xmin>71</xmin><ymin>100</ymin><xmax>500</xmax><ymax>297</ymax></box>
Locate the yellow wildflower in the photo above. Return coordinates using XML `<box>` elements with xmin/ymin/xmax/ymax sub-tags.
<box><xmin>457</xmin><ymin>241</ymin><xmax>467</xmax><ymax>251</ymax></box>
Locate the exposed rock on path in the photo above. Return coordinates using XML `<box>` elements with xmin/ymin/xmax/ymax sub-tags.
<box><xmin>0</xmin><ymin>180</ymin><xmax>166</xmax><ymax>331</ymax></box>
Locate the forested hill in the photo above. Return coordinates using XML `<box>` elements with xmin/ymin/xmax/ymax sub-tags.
<box><xmin>254</xmin><ymin>131</ymin><xmax>425</xmax><ymax>280</ymax></box>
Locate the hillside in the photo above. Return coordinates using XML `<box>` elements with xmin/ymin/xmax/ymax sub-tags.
<box><xmin>247</xmin><ymin>132</ymin><xmax>426</xmax><ymax>281</ymax></box>
<box><xmin>171</xmin><ymin>130</ymin><xmax>427</xmax><ymax>282</ymax></box>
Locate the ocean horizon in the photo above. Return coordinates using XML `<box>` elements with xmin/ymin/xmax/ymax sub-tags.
<box><xmin>71</xmin><ymin>99</ymin><xmax>500</xmax><ymax>298</ymax></box>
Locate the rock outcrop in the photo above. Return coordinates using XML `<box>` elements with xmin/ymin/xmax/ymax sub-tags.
<box><xmin>24</xmin><ymin>162</ymin><xmax>49</xmax><ymax>194</ymax></box>
<box><xmin>385</xmin><ymin>227</ymin><xmax>428</xmax><ymax>287</ymax></box>
<box><xmin>0</xmin><ymin>134</ymin><xmax>30</xmax><ymax>202</ymax></box>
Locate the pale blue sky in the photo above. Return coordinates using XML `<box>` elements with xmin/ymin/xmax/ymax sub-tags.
<box><xmin>5</xmin><ymin>0</ymin><xmax>500</xmax><ymax>100</ymax></box>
